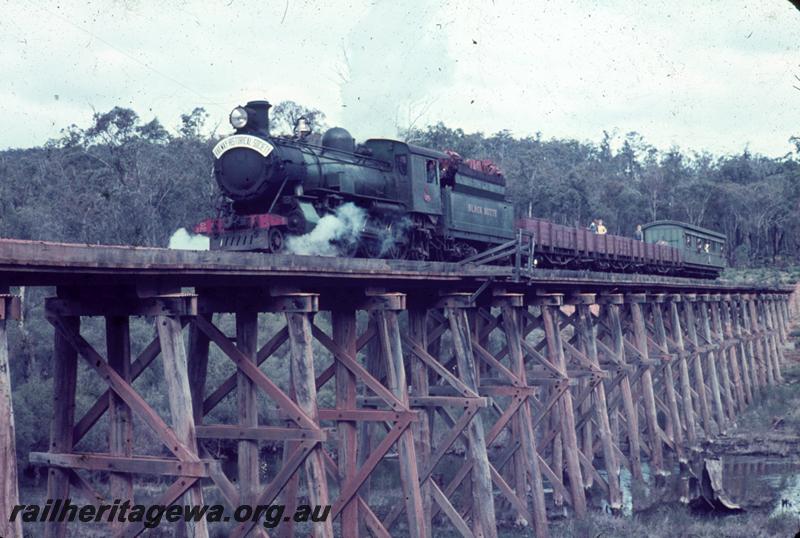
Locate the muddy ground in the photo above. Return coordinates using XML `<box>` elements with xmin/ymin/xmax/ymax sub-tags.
<box><xmin>546</xmin><ymin>344</ymin><xmax>800</xmax><ymax>538</ymax></box>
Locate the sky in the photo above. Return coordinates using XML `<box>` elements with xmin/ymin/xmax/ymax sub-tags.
<box><xmin>1</xmin><ymin>0</ymin><xmax>799</xmax><ymax>156</ymax></box>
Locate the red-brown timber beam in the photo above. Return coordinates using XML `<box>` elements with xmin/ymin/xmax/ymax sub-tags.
<box><xmin>0</xmin><ymin>294</ymin><xmax>21</xmax><ymax>538</ymax></box>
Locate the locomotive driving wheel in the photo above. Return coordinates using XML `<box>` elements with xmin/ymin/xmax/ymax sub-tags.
<box><xmin>358</xmin><ymin>235</ymin><xmax>409</xmax><ymax>259</ymax></box>
<box><xmin>359</xmin><ymin>237</ymin><xmax>383</xmax><ymax>258</ymax></box>
<box><xmin>453</xmin><ymin>242</ymin><xmax>478</xmax><ymax>261</ymax></box>
<box><xmin>286</xmin><ymin>209</ymin><xmax>306</xmax><ymax>235</ymax></box>
<box><xmin>407</xmin><ymin>249</ymin><xmax>427</xmax><ymax>261</ymax></box>
<box><xmin>336</xmin><ymin>237</ymin><xmax>360</xmax><ymax>257</ymax></box>
<box><xmin>267</xmin><ymin>228</ymin><xmax>284</xmax><ymax>253</ymax></box>
<box><xmin>385</xmin><ymin>239</ymin><xmax>409</xmax><ymax>260</ymax></box>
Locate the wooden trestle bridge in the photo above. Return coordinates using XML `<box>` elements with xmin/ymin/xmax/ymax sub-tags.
<box><xmin>0</xmin><ymin>239</ymin><xmax>795</xmax><ymax>537</ymax></box>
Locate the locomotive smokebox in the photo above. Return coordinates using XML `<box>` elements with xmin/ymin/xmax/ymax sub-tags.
<box><xmin>212</xmin><ymin>99</ymin><xmax>282</xmax><ymax>204</ymax></box>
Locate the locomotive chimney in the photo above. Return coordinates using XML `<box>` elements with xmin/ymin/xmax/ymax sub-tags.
<box><xmin>245</xmin><ymin>100</ymin><xmax>271</xmax><ymax>136</ymax></box>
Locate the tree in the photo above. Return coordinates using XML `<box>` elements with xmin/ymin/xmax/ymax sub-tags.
<box><xmin>137</xmin><ymin>119</ymin><xmax>171</xmax><ymax>144</ymax></box>
<box><xmin>85</xmin><ymin>107</ymin><xmax>140</xmax><ymax>146</ymax></box>
<box><xmin>270</xmin><ymin>101</ymin><xmax>326</xmax><ymax>136</ymax></box>
<box><xmin>179</xmin><ymin>107</ymin><xmax>209</xmax><ymax>139</ymax></box>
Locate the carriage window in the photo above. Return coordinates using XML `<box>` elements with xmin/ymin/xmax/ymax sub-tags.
<box><xmin>685</xmin><ymin>235</ymin><xmax>692</xmax><ymax>246</ymax></box>
<box><xmin>395</xmin><ymin>154</ymin><xmax>408</xmax><ymax>175</ymax></box>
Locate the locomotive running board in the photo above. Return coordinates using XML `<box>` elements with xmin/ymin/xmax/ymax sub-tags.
<box><xmin>458</xmin><ymin>229</ymin><xmax>536</xmax><ymax>282</ymax></box>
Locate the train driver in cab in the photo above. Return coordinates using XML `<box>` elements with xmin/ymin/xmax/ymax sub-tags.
<box><xmin>426</xmin><ymin>160</ymin><xmax>437</xmax><ymax>183</ymax></box>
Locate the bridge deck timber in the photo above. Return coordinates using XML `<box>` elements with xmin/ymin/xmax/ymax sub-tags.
<box><xmin>0</xmin><ymin>238</ymin><xmax>784</xmax><ymax>291</ymax></box>
<box><xmin>0</xmin><ymin>238</ymin><xmax>794</xmax><ymax>538</ymax></box>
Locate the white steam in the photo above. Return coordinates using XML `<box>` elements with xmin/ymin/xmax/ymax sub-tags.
<box><xmin>168</xmin><ymin>228</ymin><xmax>209</xmax><ymax>250</ymax></box>
<box><xmin>376</xmin><ymin>217</ymin><xmax>412</xmax><ymax>257</ymax></box>
<box><xmin>287</xmin><ymin>203</ymin><xmax>366</xmax><ymax>256</ymax></box>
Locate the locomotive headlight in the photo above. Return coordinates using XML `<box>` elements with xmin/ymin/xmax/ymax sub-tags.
<box><xmin>229</xmin><ymin>107</ymin><xmax>248</xmax><ymax>129</ymax></box>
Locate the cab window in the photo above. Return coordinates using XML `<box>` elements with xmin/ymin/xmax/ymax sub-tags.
<box><xmin>395</xmin><ymin>154</ymin><xmax>408</xmax><ymax>175</ymax></box>
<box><xmin>425</xmin><ymin>159</ymin><xmax>438</xmax><ymax>184</ymax></box>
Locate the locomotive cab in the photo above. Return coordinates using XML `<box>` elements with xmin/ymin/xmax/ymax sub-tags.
<box><xmin>361</xmin><ymin>140</ymin><xmax>444</xmax><ymax>216</ymax></box>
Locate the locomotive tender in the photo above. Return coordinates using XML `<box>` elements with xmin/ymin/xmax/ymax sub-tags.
<box><xmin>196</xmin><ymin>100</ymin><xmax>725</xmax><ymax>278</ymax></box>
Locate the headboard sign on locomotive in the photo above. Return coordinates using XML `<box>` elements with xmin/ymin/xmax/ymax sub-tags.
<box><xmin>195</xmin><ymin>100</ymin><xmax>725</xmax><ymax>279</ymax></box>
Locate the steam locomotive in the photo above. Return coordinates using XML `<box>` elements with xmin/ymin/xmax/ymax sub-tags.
<box><xmin>196</xmin><ymin>100</ymin><xmax>726</xmax><ymax>278</ymax></box>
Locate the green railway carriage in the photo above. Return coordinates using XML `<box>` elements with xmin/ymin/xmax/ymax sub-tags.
<box><xmin>642</xmin><ymin>220</ymin><xmax>726</xmax><ymax>276</ymax></box>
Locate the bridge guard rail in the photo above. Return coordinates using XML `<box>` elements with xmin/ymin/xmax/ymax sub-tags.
<box><xmin>458</xmin><ymin>228</ymin><xmax>535</xmax><ymax>282</ymax></box>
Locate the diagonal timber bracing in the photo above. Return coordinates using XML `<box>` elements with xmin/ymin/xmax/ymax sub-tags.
<box><xmin>0</xmin><ymin>239</ymin><xmax>791</xmax><ymax>537</ymax></box>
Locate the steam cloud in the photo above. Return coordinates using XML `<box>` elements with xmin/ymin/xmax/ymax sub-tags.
<box><xmin>287</xmin><ymin>203</ymin><xmax>366</xmax><ymax>256</ymax></box>
<box><xmin>376</xmin><ymin>217</ymin><xmax>412</xmax><ymax>257</ymax></box>
<box><xmin>168</xmin><ymin>228</ymin><xmax>210</xmax><ymax>250</ymax></box>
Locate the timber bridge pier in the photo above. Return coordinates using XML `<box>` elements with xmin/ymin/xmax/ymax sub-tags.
<box><xmin>0</xmin><ymin>239</ymin><xmax>795</xmax><ymax>537</ymax></box>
